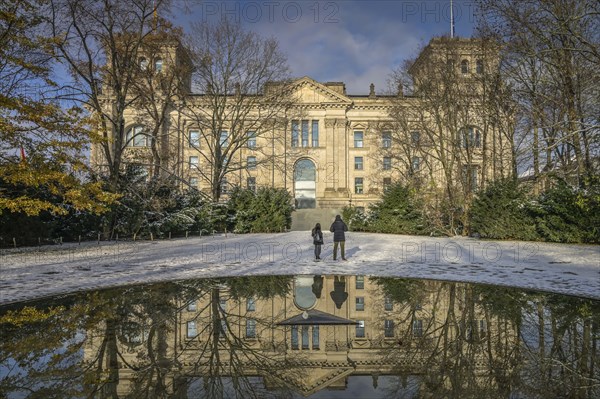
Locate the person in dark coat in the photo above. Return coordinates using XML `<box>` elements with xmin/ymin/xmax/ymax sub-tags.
<box><xmin>330</xmin><ymin>276</ymin><xmax>348</xmax><ymax>309</ymax></box>
<box><xmin>311</xmin><ymin>223</ymin><xmax>323</xmax><ymax>260</ymax></box>
<box><xmin>312</xmin><ymin>275</ymin><xmax>324</xmax><ymax>298</ymax></box>
<box><xmin>329</xmin><ymin>215</ymin><xmax>348</xmax><ymax>260</ymax></box>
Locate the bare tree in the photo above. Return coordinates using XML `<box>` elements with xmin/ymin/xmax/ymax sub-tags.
<box><xmin>476</xmin><ymin>0</ymin><xmax>600</xmax><ymax>184</ymax></box>
<box><xmin>386</xmin><ymin>37</ymin><xmax>513</xmax><ymax>235</ymax></box>
<box><xmin>46</xmin><ymin>0</ymin><xmax>174</xmax><ymax>190</ymax></box>
<box><xmin>183</xmin><ymin>19</ymin><xmax>296</xmax><ymax>202</ymax></box>
<box><xmin>128</xmin><ymin>28</ymin><xmax>193</xmax><ymax>180</ymax></box>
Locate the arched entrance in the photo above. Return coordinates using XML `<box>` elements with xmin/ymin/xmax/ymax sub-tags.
<box><xmin>294</xmin><ymin>159</ymin><xmax>316</xmax><ymax>209</ymax></box>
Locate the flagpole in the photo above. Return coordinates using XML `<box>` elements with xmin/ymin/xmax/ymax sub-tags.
<box><xmin>450</xmin><ymin>0</ymin><xmax>454</xmax><ymax>38</ymax></box>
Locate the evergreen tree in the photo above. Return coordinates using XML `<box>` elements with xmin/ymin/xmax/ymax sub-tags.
<box><xmin>470</xmin><ymin>178</ymin><xmax>537</xmax><ymax>240</ymax></box>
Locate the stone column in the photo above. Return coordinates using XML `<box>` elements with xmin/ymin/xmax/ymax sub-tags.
<box><xmin>333</xmin><ymin>118</ymin><xmax>348</xmax><ymax>194</ymax></box>
<box><xmin>324</xmin><ymin>118</ymin><xmax>338</xmax><ymax>192</ymax></box>
<box><xmin>323</xmin><ymin>117</ymin><xmax>349</xmax><ymax>207</ymax></box>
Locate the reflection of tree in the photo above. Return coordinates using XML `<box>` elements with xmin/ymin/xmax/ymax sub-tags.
<box><xmin>0</xmin><ymin>276</ymin><xmax>295</xmax><ymax>398</ymax></box>
<box><xmin>2</xmin><ymin>276</ymin><xmax>598</xmax><ymax>398</ymax></box>
<box><xmin>373</xmin><ymin>278</ymin><xmax>600</xmax><ymax>398</ymax></box>
<box><xmin>373</xmin><ymin>279</ymin><xmax>522</xmax><ymax>397</ymax></box>
<box><xmin>80</xmin><ymin>283</ymin><xmax>183</xmax><ymax>398</ymax></box>
<box><xmin>0</xmin><ymin>299</ymin><xmax>89</xmax><ymax>396</ymax></box>
<box><xmin>224</xmin><ymin>276</ymin><xmax>292</xmax><ymax>301</ymax></box>
<box><xmin>179</xmin><ymin>276</ymin><xmax>300</xmax><ymax>398</ymax></box>
<box><xmin>517</xmin><ymin>294</ymin><xmax>600</xmax><ymax>399</ymax></box>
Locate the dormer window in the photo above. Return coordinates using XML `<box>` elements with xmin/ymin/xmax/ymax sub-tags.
<box><xmin>154</xmin><ymin>58</ymin><xmax>163</xmax><ymax>72</ymax></box>
<box><xmin>461</xmin><ymin>59</ymin><xmax>469</xmax><ymax>74</ymax></box>
<box><xmin>139</xmin><ymin>57</ymin><xmax>148</xmax><ymax>71</ymax></box>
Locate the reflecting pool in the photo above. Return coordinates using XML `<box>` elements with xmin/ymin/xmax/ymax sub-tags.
<box><xmin>1</xmin><ymin>276</ymin><xmax>599</xmax><ymax>398</ymax></box>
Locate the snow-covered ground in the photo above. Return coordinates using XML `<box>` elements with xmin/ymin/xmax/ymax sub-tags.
<box><xmin>1</xmin><ymin>231</ymin><xmax>598</xmax><ymax>304</ymax></box>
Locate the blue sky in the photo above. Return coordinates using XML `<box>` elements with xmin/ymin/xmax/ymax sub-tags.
<box><xmin>177</xmin><ymin>1</ymin><xmax>477</xmax><ymax>93</ymax></box>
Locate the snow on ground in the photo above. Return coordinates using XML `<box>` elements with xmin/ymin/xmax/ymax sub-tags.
<box><xmin>0</xmin><ymin>231</ymin><xmax>599</xmax><ymax>305</ymax></box>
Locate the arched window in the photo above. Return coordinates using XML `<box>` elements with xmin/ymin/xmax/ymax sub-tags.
<box><xmin>139</xmin><ymin>57</ymin><xmax>148</xmax><ymax>71</ymax></box>
<box><xmin>154</xmin><ymin>58</ymin><xmax>163</xmax><ymax>72</ymax></box>
<box><xmin>126</xmin><ymin>125</ymin><xmax>150</xmax><ymax>147</ymax></box>
<box><xmin>461</xmin><ymin>59</ymin><xmax>469</xmax><ymax>74</ymax></box>
<box><xmin>294</xmin><ymin>159</ymin><xmax>316</xmax><ymax>209</ymax></box>
<box><xmin>476</xmin><ymin>59</ymin><xmax>484</xmax><ymax>74</ymax></box>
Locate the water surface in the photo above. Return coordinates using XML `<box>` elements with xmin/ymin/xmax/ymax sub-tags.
<box><xmin>1</xmin><ymin>275</ymin><xmax>599</xmax><ymax>398</ymax></box>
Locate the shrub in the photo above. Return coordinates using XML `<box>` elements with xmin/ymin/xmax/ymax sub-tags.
<box><xmin>368</xmin><ymin>184</ymin><xmax>428</xmax><ymax>235</ymax></box>
<box><xmin>529</xmin><ymin>179</ymin><xmax>599</xmax><ymax>243</ymax></box>
<box><xmin>342</xmin><ymin>206</ymin><xmax>369</xmax><ymax>232</ymax></box>
<box><xmin>344</xmin><ymin>183</ymin><xmax>428</xmax><ymax>235</ymax></box>
<box><xmin>228</xmin><ymin>187</ymin><xmax>293</xmax><ymax>233</ymax></box>
<box><xmin>470</xmin><ymin>178</ymin><xmax>538</xmax><ymax>240</ymax></box>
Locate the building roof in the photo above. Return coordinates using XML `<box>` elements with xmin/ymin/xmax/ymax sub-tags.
<box><xmin>277</xmin><ymin>309</ymin><xmax>358</xmax><ymax>325</ymax></box>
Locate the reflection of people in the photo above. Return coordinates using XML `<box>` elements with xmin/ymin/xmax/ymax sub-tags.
<box><xmin>312</xmin><ymin>275</ymin><xmax>324</xmax><ymax>298</ymax></box>
<box><xmin>329</xmin><ymin>215</ymin><xmax>348</xmax><ymax>261</ymax></box>
<box><xmin>311</xmin><ymin>223</ymin><xmax>323</xmax><ymax>260</ymax></box>
<box><xmin>330</xmin><ymin>276</ymin><xmax>348</xmax><ymax>309</ymax></box>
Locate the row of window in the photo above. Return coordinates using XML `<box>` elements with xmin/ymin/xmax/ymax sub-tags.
<box><xmin>188</xmin><ymin>176</ymin><xmax>255</xmax><ymax>194</ymax></box>
<box><xmin>353</xmin><ymin>129</ymin><xmax>481</xmax><ymax>149</ymax></box>
<box><xmin>288</xmin><ymin>319</ymin><xmax>417</xmax><ymax>345</ymax></box>
<box><xmin>184</xmin><ymin>318</ymin><xmax>405</xmax><ymax>341</ymax></box>
<box><xmin>187</xmin><ymin>297</ymin><xmax>256</xmax><ymax>313</ymax></box>
<box><xmin>190</xmin><ymin>155</ymin><xmax>258</xmax><ymax>167</ymax></box>
<box><xmin>139</xmin><ymin>57</ymin><xmax>163</xmax><ymax>72</ymax></box>
<box><xmin>291</xmin><ymin>325</ymin><xmax>320</xmax><ymax>349</ymax></box>
<box><xmin>188</xmin><ymin>176</ymin><xmax>397</xmax><ymax>195</ymax></box>
<box><xmin>185</xmin><ymin>319</ymin><xmax>258</xmax><ymax>339</ymax></box>
<box><xmin>448</xmin><ymin>59</ymin><xmax>485</xmax><ymax>75</ymax></box>
<box><xmin>352</xmin><ymin>177</ymin><xmax>399</xmax><ymax>194</ymax></box>
<box><xmin>190</xmin><ymin>154</ymin><xmax>420</xmax><ymax>173</ymax></box>
<box><xmin>358</xmin><ymin>168</ymin><xmax>478</xmax><ymax>194</ymax></box>
<box><xmin>188</xmin><ymin>168</ymin><xmax>476</xmax><ymax>193</ymax></box>
<box><xmin>127</xmin><ymin>126</ymin><xmax>480</xmax><ymax>151</ymax></box>
<box><xmin>123</xmin><ymin>130</ymin><xmax>237</xmax><ymax>150</ymax></box>
<box><xmin>291</xmin><ymin>120</ymin><xmax>319</xmax><ymax>147</ymax></box>
<box><xmin>188</xmin><ymin>130</ymin><xmax>258</xmax><ymax>149</ymax></box>
<box><xmin>353</xmin><ymin>156</ymin><xmax>420</xmax><ymax>171</ymax></box>
<box><xmin>184</xmin><ymin>317</ymin><xmax>487</xmax><ymax>341</ymax></box>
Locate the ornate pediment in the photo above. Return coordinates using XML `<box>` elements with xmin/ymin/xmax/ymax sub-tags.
<box><xmin>290</xmin><ymin>77</ymin><xmax>352</xmax><ymax>106</ymax></box>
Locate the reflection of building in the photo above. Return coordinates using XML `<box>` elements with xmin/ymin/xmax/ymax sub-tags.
<box><xmin>84</xmin><ymin>276</ymin><xmax>519</xmax><ymax>397</ymax></box>
<box><xmin>91</xmin><ymin>37</ymin><xmax>512</xmax><ymax>211</ymax></box>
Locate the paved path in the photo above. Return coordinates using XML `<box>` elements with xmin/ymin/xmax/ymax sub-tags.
<box><xmin>1</xmin><ymin>232</ymin><xmax>598</xmax><ymax>304</ymax></box>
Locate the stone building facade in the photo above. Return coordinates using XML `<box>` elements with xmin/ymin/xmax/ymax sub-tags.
<box><xmin>91</xmin><ymin>37</ymin><xmax>513</xmax><ymax>213</ymax></box>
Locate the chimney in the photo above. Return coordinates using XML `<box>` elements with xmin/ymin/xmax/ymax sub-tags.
<box><xmin>324</xmin><ymin>82</ymin><xmax>346</xmax><ymax>95</ymax></box>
